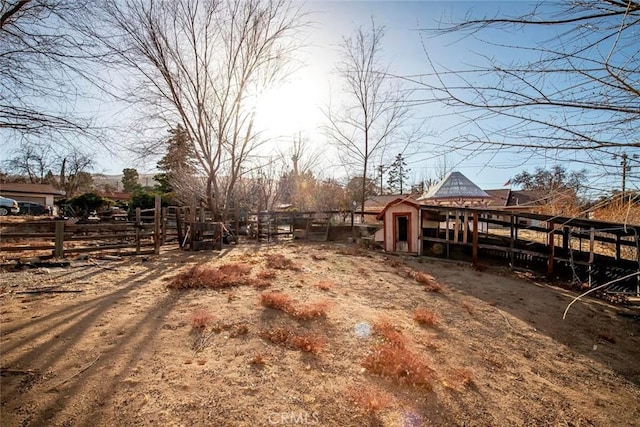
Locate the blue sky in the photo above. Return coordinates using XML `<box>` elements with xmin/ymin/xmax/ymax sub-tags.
<box><xmin>6</xmin><ymin>0</ymin><xmax>636</xmax><ymax>196</ymax></box>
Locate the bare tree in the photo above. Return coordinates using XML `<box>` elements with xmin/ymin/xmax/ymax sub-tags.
<box><xmin>90</xmin><ymin>0</ymin><xmax>306</xmax><ymax>219</ymax></box>
<box><xmin>3</xmin><ymin>141</ymin><xmax>94</xmax><ymax>196</ymax></box>
<box><xmin>324</xmin><ymin>19</ymin><xmax>416</xmax><ymax>218</ymax></box>
<box><xmin>0</xmin><ymin>1</ymin><xmax>98</xmax><ymax>139</ymax></box>
<box><xmin>418</xmin><ymin>1</ymin><xmax>639</xmax><ymax>185</ymax></box>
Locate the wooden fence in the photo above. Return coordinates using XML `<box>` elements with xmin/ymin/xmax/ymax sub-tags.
<box><xmin>0</xmin><ymin>196</ymin><xmax>168</xmax><ymax>259</ymax></box>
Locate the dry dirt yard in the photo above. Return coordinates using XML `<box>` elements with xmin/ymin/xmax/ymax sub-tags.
<box><xmin>1</xmin><ymin>242</ymin><xmax>639</xmax><ymax>427</ymax></box>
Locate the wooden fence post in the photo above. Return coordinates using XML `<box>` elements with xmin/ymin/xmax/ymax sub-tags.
<box><xmin>547</xmin><ymin>221</ymin><xmax>555</xmax><ymax>278</ymax></box>
<box><xmin>135</xmin><ymin>208</ymin><xmax>141</xmax><ymax>254</ymax></box>
<box><xmin>161</xmin><ymin>207</ymin><xmax>167</xmax><ymax>244</ymax></box>
<box><xmin>54</xmin><ymin>220</ymin><xmax>65</xmax><ymax>258</ymax></box>
<box><xmin>472</xmin><ymin>212</ymin><xmax>478</xmax><ymax>266</ymax></box>
<box><xmin>154</xmin><ymin>194</ymin><xmax>161</xmax><ymax>255</ymax></box>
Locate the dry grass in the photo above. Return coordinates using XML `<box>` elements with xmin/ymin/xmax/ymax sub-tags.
<box><xmin>259</xmin><ymin>292</ymin><xmax>293</xmax><ymax>311</ymax></box>
<box><xmin>249</xmin><ymin>352</ymin><xmax>267</xmax><ymax>366</ymax></box>
<box><xmin>289</xmin><ymin>332</ymin><xmax>327</xmax><ymax>353</ymax></box>
<box><xmin>167</xmin><ymin>263</ymin><xmax>252</xmax><ymax>290</ymax></box>
<box><xmin>409</xmin><ymin>270</ymin><xmax>444</xmax><ymax>293</ymax></box>
<box><xmin>363</xmin><ymin>318</ymin><xmax>433</xmax><ymax>389</ymax></box>
<box><xmin>257</xmin><ymin>269</ymin><xmax>277</xmax><ymax>280</ymax></box>
<box><xmin>260</xmin><ymin>328</ymin><xmax>326</xmax><ymax>354</ymax></box>
<box><xmin>189</xmin><ymin>309</ymin><xmax>214</xmax><ymax>329</ymax></box>
<box><xmin>265</xmin><ymin>254</ymin><xmax>299</xmax><ymax>270</ymax></box>
<box><xmin>260</xmin><ymin>292</ymin><xmax>330</xmax><ymax>321</ymax></box>
<box><xmin>413</xmin><ymin>308</ymin><xmax>439</xmax><ymax>326</ymax></box>
<box><xmin>289</xmin><ymin>300</ymin><xmax>331</xmax><ymax>321</ymax></box>
<box><xmin>347</xmin><ymin>384</ymin><xmax>393</xmax><ymax>415</ymax></box>
<box><xmin>315</xmin><ymin>280</ymin><xmax>334</xmax><ymax>291</ymax></box>
<box><xmin>311</xmin><ymin>253</ymin><xmax>326</xmax><ymax>261</ymax></box>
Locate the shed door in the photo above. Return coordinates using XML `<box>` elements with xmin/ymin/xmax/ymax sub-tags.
<box><xmin>395</xmin><ymin>214</ymin><xmax>409</xmax><ymax>252</ymax></box>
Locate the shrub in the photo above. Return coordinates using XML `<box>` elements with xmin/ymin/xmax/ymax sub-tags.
<box><xmin>372</xmin><ymin>318</ymin><xmax>406</xmax><ymax>348</ymax></box>
<box><xmin>257</xmin><ymin>269</ymin><xmax>277</xmax><ymax>280</ymax></box>
<box><xmin>347</xmin><ymin>384</ymin><xmax>392</xmax><ymax>415</ymax></box>
<box><xmin>250</xmin><ymin>352</ymin><xmax>267</xmax><ymax>365</ymax></box>
<box><xmin>289</xmin><ymin>332</ymin><xmax>326</xmax><ymax>353</ymax></box>
<box><xmin>290</xmin><ymin>300</ymin><xmax>330</xmax><ymax>321</ymax></box>
<box><xmin>265</xmin><ymin>254</ymin><xmax>299</xmax><ymax>270</ymax></box>
<box><xmin>167</xmin><ymin>263</ymin><xmax>252</xmax><ymax>290</ymax></box>
<box><xmin>259</xmin><ymin>292</ymin><xmax>293</xmax><ymax>311</ymax></box>
<box><xmin>413</xmin><ymin>308</ymin><xmax>439</xmax><ymax>326</ymax></box>
<box><xmin>409</xmin><ymin>270</ymin><xmax>444</xmax><ymax>293</ymax></box>
<box><xmin>364</xmin><ymin>318</ymin><xmax>433</xmax><ymax>389</ymax></box>
<box><xmin>260</xmin><ymin>328</ymin><xmax>326</xmax><ymax>354</ymax></box>
<box><xmin>260</xmin><ymin>327</ymin><xmax>291</xmax><ymax>345</ymax></box>
<box><xmin>190</xmin><ymin>309</ymin><xmax>214</xmax><ymax>329</ymax></box>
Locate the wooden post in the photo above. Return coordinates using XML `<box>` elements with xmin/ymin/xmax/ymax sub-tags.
<box><xmin>589</xmin><ymin>227</ymin><xmax>595</xmax><ymax>264</ymax></box>
<box><xmin>509</xmin><ymin>215</ymin><xmax>515</xmax><ymax>268</ymax></box>
<box><xmin>615</xmin><ymin>233</ymin><xmax>621</xmax><ymax>261</ymax></box>
<box><xmin>453</xmin><ymin>210</ymin><xmax>460</xmax><ymax>243</ymax></box>
<box><xmin>472</xmin><ymin>212</ymin><xmax>479</xmax><ymax>266</ymax></box>
<box><xmin>54</xmin><ymin>220</ymin><xmax>65</xmax><ymax>258</ymax></box>
<box><xmin>547</xmin><ymin>220</ymin><xmax>555</xmax><ymax>277</ymax></box>
<box><xmin>161</xmin><ymin>207</ymin><xmax>167</xmax><ymax>244</ymax></box>
<box><xmin>154</xmin><ymin>194</ymin><xmax>161</xmax><ymax>255</ymax></box>
<box><xmin>135</xmin><ymin>208</ymin><xmax>141</xmax><ymax>254</ymax></box>
<box><xmin>562</xmin><ymin>226</ymin><xmax>569</xmax><ymax>252</ymax></box>
<box><xmin>175</xmin><ymin>208</ymin><xmax>183</xmax><ymax>248</ymax></box>
<box><xmin>462</xmin><ymin>211</ymin><xmax>469</xmax><ymax>244</ymax></box>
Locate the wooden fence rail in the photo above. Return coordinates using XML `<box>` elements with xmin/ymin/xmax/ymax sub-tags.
<box><xmin>0</xmin><ymin>195</ymin><xmax>170</xmax><ymax>259</ymax></box>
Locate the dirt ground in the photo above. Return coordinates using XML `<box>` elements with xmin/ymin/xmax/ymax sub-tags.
<box><xmin>1</xmin><ymin>241</ymin><xmax>639</xmax><ymax>427</ymax></box>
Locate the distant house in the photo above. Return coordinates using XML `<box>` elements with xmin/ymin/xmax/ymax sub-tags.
<box><xmin>0</xmin><ymin>183</ymin><xmax>64</xmax><ymax>206</ymax></box>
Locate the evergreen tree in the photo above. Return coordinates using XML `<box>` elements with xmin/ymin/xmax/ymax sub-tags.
<box><xmin>154</xmin><ymin>124</ymin><xmax>196</xmax><ymax>194</ymax></box>
<box><xmin>122</xmin><ymin>168</ymin><xmax>140</xmax><ymax>193</ymax></box>
<box><xmin>387</xmin><ymin>154</ymin><xmax>410</xmax><ymax>194</ymax></box>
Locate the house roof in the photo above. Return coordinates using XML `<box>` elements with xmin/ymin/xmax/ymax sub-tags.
<box><xmin>508</xmin><ymin>190</ymin><xmax>548</xmax><ymax>207</ymax></box>
<box><xmin>418</xmin><ymin>171</ymin><xmax>490</xmax><ymax>200</ymax></box>
<box><xmin>485</xmin><ymin>189</ymin><xmax>511</xmax><ymax>207</ymax></box>
<box><xmin>376</xmin><ymin>198</ymin><xmax>421</xmax><ymax>220</ymax></box>
<box><xmin>0</xmin><ymin>182</ymin><xmax>64</xmax><ymax>196</ymax></box>
<box><xmin>364</xmin><ymin>194</ymin><xmax>418</xmax><ymax>210</ymax></box>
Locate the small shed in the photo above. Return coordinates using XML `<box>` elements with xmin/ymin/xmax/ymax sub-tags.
<box><xmin>375</xmin><ymin>198</ymin><xmax>421</xmax><ymax>254</ymax></box>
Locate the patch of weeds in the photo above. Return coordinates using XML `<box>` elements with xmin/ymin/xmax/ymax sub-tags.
<box><xmin>363</xmin><ymin>318</ymin><xmax>433</xmax><ymax>389</ymax></box>
<box><xmin>408</xmin><ymin>270</ymin><xmax>444</xmax><ymax>292</ymax></box>
<box><xmin>260</xmin><ymin>292</ymin><xmax>331</xmax><ymax>321</ymax></box>
<box><xmin>290</xmin><ymin>300</ymin><xmax>331</xmax><ymax>321</ymax></box>
<box><xmin>260</xmin><ymin>292</ymin><xmax>293</xmax><ymax>311</ymax></box>
<box><xmin>167</xmin><ymin>262</ymin><xmax>252</xmax><ymax>290</ymax></box>
<box><xmin>311</xmin><ymin>254</ymin><xmax>326</xmax><ymax>261</ymax></box>
<box><xmin>413</xmin><ymin>308</ymin><xmax>439</xmax><ymax>327</ymax></box>
<box><xmin>230</xmin><ymin>323</ymin><xmax>249</xmax><ymax>338</ymax></box>
<box><xmin>288</xmin><ymin>332</ymin><xmax>327</xmax><ymax>353</ymax></box>
<box><xmin>190</xmin><ymin>309</ymin><xmax>214</xmax><ymax>329</ymax></box>
<box><xmin>265</xmin><ymin>254</ymin><xmax>299</xmax><ymax>271</ymax></box>
<box><xmin>347</xmin><ymin>383</ymin><xmax>392</xmax><ymax>416</ymax></box>
<box><xmin>257</xmin><ymin>269</ymin><xmax>277</xmax><ymax>280</ymax></box>
<box><xmin>253</xmin><ymin>280</ymin><xmax>272</xmax><ymax>289</ymax></box>
<box><xmin>250</xmin><ymin>352</ymin><xmax>267</xmax><ymax>366</ymax></box>
<box><xmin>260</xmin><ymin>327</ymin><xmax>326</xmax><ymax>354</ymax></box>
<box><xmin>357</xmin><ymin>267</ymin><xmax>370</xmax><ymax>277</ymax></box>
